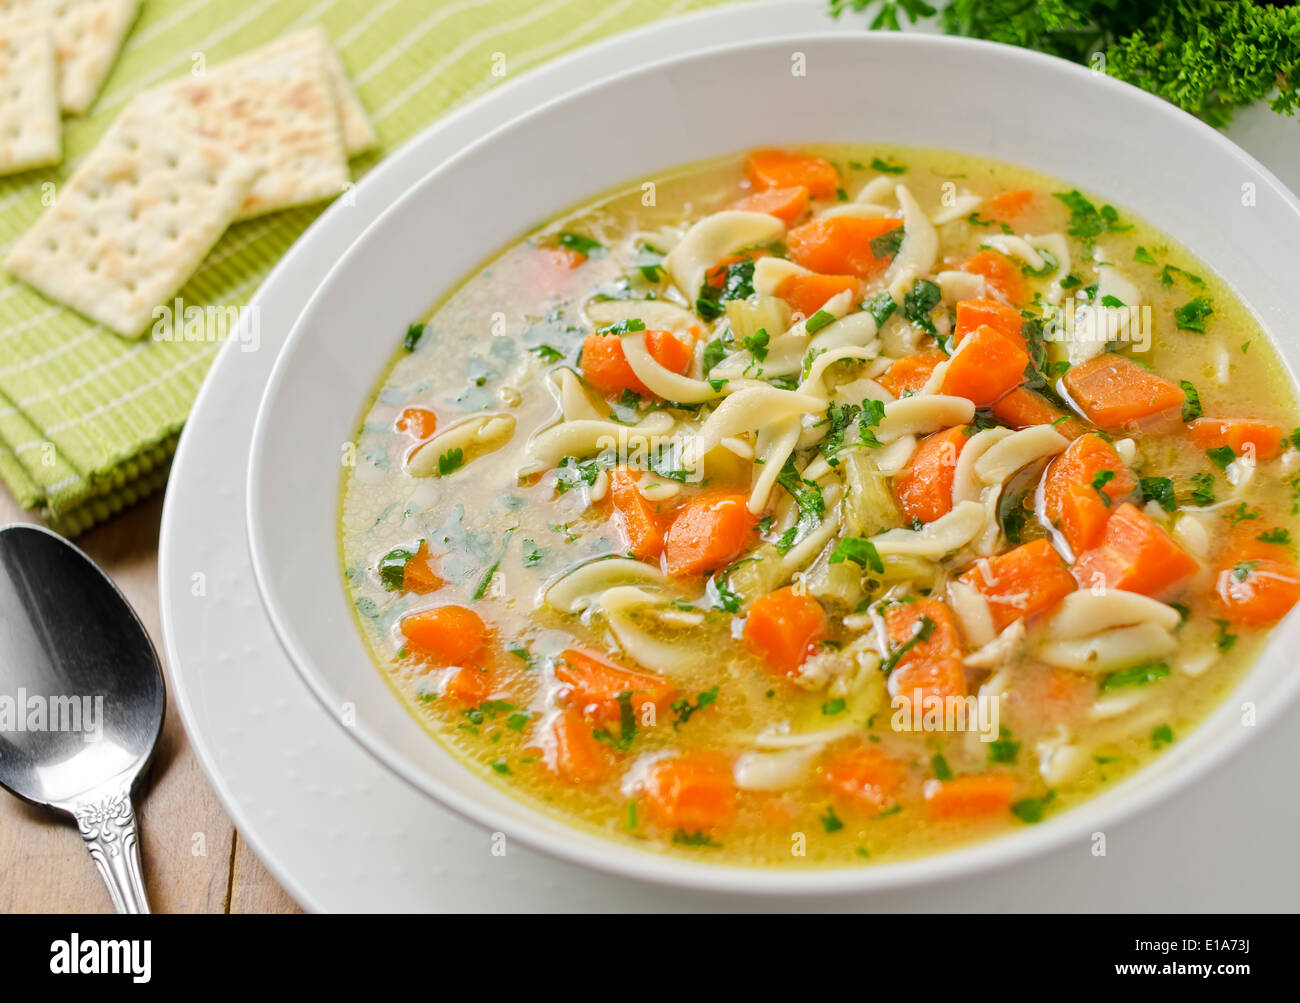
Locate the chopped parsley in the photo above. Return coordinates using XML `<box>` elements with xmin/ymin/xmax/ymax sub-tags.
<box><xmin>881</xmin><ymin>615</ymin><xmax>936</xmax><ymax>674</ymax></box>
<box><xmin>870</xmin><ymin>226</ymin><xmax>906</xmax><ymax>259</ymax></box>
<box><xmin>1091</xmin><ymin>468</ymin><xmax>1116</xmax><ymax>507</ymax></box>
<box><xmin>557</xmin><ymin>232</ymin><xmax>606</xmax><ymax>257</ymax></box>
<box><xmin>1189</xmin><ymin>471</ymin><xmax>1216</xmax><ymax>506</ymax></box>
<box><xmin>903</xmin><ymin>278</ymin><xmax>942</xmax><ymax>335</ymax></box>
<box><xmin>870</xmin><ymin>156</ymin><xmax>907</xmax><ymax>174</ymax></box>
<box><xmin>592</xmin><ymin>691</ymin><xmax>637</xmax><ymax>751</ymax></box>
<box><xmin>378</xmin><ymin>547</ymin><xmax>414</xmax><ymax>591</ymax></box>
<box><xmin>1180</xmin><ymin>379</ymin><xmax>1203</xmax><ymax>421</ymax></box>
<box><xmin>1175</xmin><ymin>296</ymin><xmax>1214</xmax><ymax>333</ymax></box>
<box><xmin>1099</xmin><ymin>661</ymin><xmax>1170</xmax><ymax>692</ymax></box>
<box><xmin>403</xmin><ymin>323</ymin><xmax>426</xmax><ymax>352</ymax></box>
<box><xmin>805</xmin><ymin>309</ymin><xmax>836</xmax><ymax>334</ymax></box>
<box><xmin>988</xmin><ymin>728</ymin><xmax>1021</xmax><ymax>764</ymax></box>
<box><xmin>1011</xmin><ymin>791</ymin><xmax>1056</xmax><ymax>824</ymax></box>
<box><xmin>1206</xmin><ymin>445</ymin><xmax>1236</xmax><ymax>469</ymax></box>
<box><xmin>437</xmin><ymin>448</ymin><xmax>464</xmax><ymax>476</ymax></box>
<box><xmin>829</xmin><ymin>536</ymin><xmax>885</xmax><ymax>573</ymax></box>
<box><xmin>866</xmin><ymin>290</ymin><xmax>898</xmax><ymax>326</ymax></box>
<box><xmin>671</xmin><ymin>686</ymin><xmax>720</xmax><ymax>729</ymax></box>
<box><xmin>1139</xmin><ymin>476</ymin><xmax>1176</xmax><ymax>513</ymax></box>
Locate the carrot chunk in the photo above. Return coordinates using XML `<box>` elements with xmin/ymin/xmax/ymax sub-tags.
<box><xmin>959</xmin><ymin>249</ymin><xmax>1028</xmax><ymax>304</ymax></box>
<box><xmin>956</xmin><ymin>540</ymin><xmax>1076</xmax><ymax>631</ymax></box>
<box><xmin>954</xmin><ymin>297</ymin><xmax>1026</xmax><ymax>352</ymax></box>
<box><xmin>581</xmin><ymin>329</ymin><xmax>691</xmax><ymax>397</ymax></box>
<box><xmin>395</xmin><ymin>406</ymin><xmax>438</xmax><ymax>440</ymax></box>
<box><xmin>940</xmin><ymin>324</ymin><xmax>1029</xmax><ymax>405</ymax></box>
<box><xmin>879</xmin><ymin>349</ymin><xmax>947</xmax><ymax>397</ymax></box>
<box><xmin>608</xmin><ymin>467</ymin><xmax>668</xmax><ymax>562</ymax></box>
<box><xmin>1062</xmin><ymin>354</ymin><xmax>1184</xmax><ymax>431</ymax></box>
<box><xmin>731</xmin><ymin>185</ymin><xmax>811</xmax><ymax>224</ymax></box>
<box><xmin>819</xmin><ymin>745</ymin><xmax>906</xmax><ymax>812</ymax></box>
<box><xmin>884</xmin><ymin>599</ymin><xmax>966</xmax><ymax>712</ymax></box>
<box><xmin>400</xmin><ymin>605</ymin><xmax>487</xmax><ymax>664</ymax></box>
<box><xmin>1042</xmin><ymin>432</ymin><xmax>1136</xmax><ymax>553</ymax></box>
<box><xmin>924</xmin><ymin>774</ymin><xmax>1015</xmax><ymax>820</ymax></box>
<box><xmin>743</xmin><ymin>586</ymin><xmax>827</xmax><ymax>675</ymax></box>
<box><xmin>1071</xmin><ymin>502</ymin><xmax>1199</xmax><ymax>597</ymax></box>
<box><xmin>745</xmin><ymin>149</ymin><xmax>839</xmax><ymax>199</ymax></box>
<box><xmin>402</xmin><ymin>541</ymin><xmax>443</xmax><ymax>594</ymax></box>
<box><xmin>986</xmin><ymin>188</ymin><xmax>1036</xmax><ymax>220</ymax></box>
<box><xmin>775</xmin><ymin>272</ymin><xmax>860</xmax><ymax>317</ymax></box>
<box><xmin>544</xmin><ymin>709</ymin><xmax>616</xmax><ymax>784</ymax></box>
<box><xmin>442</xmin><ymin>665</ymin><xmax>494</xmax><ymax>704</ymax></box>
<box><xmin>786</xmin><ymin>216</ymin><xmax>903</xmax><ymax>278</ymax></box>
<box><xmin>895</xmin><ymin>425</ymin><xmax>968</xmax><ymax>524</ymax></box>
<box><xmin>1211</xmin><ymin>531</ymin><xmax>1300</xmax><ymax>626</ymax></box>
<box><xmin>643</xmin><ymin>752</ymin><xmax>737</xmax><ymax>832</ymax></box>
<box><xmin>1187</xmin><ymin>418</ymin><xmax>1286</xmax><ymax>462</ymax></box>
<box><xmin>546</xmin><ymin>246</ymin><xmax>587</xmax><ymax>270</ymax></box>
<box><xmin>554</xmin><ymin>647</ymin><xmax>674</xmax><ymax>723</ymax></box>
<box><xmin>991</xmin><ymin>387</ymin><xmax>1088</xmax><ymax>439</ymax></box>
<box><xmin>663</xmin><ymin>492</ymin><xmax>757</xmax><ymax>576</ymax></box>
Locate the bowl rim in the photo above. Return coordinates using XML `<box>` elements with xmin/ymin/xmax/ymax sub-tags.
<box><xmin>248</xmin><ymin>29</ymin><xmax>1300</xmax><ymax>896</ymax></box>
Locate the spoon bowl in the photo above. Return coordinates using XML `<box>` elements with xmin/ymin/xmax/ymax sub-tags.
<box><xmin>0</xmin><ymin>523</ymin><xmax>164</xmax><ymax>913</ymax></box>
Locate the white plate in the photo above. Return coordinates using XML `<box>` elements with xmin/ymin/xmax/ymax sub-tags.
<box><xmin>161</xmin><ymin>0</ymin><xmax>1300</xmax><ymax>911</ymax></box>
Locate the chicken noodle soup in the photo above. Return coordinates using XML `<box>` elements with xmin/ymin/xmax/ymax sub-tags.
<box><xmin>340</xmin><ymin>147</ymin><xmax>1300</xmax><ymax>866</ymax></box>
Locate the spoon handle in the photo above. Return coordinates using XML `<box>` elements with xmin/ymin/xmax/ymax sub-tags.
<box><xmin>73</xmin><ymin>782</ymin><xmax>150</xmax><ymax>914</ymax></box>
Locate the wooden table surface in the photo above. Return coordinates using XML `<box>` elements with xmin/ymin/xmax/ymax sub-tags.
<box><xmin>0</xmin><ymin>490</ymin><xmax>300</xmax><ymax>914</ymax></box>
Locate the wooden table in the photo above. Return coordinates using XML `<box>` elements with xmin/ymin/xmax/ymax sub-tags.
<box><xmin>0</xmin><ymin>491</ymin><xmax>299</xmax><ymax>914</ymax></box>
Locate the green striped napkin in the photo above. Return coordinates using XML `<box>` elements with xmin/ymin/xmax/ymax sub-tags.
<box><xmin>0</xmin><ymin>0</ymin><xmax>726</xmax><ymax>535</ymax></box>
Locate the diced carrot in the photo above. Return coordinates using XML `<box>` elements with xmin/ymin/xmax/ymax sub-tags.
<box><xmin>1026</xmin><ymin>668</ymin><xmax>1093</xmax><ymax>720</ymax></box>
<box><xmin>924</xmin><ymin>774</ymin><xmax>1015</xmax><ymax>820</ymax></box>
<box><xmin>442</xmin><ymin>665</ymin><xmax>494</xmax><ymax>704</ymax></box>
<box><xmin>544</xmin><ymin>709</ymin><xmax>616</xmax><ymax>784</ymax></box>
<box><xmin>954</xmin><ymin>297</ymin><xmax>1026</xmax><ymax>352</ymax></box>
<box><xmin>663</xmin><ymin>492</ymin><xmax>757</xmax><ymax>576</ymax></box>
<box><xmin>1214</xmin><ymin>558</ymin><xmax>1300</xmax><ymax>626</ymax></box>
<box><xmin>895</xmin><ymin>425</ymin><xmax>968</xmax><ymax>524</ymax></box>
<box><xmin>879</xmin><ymin>349</ymin><xmax>947</xmax><ymax>397</ymax></box>
<box><xmin>991</xmin><ymin>387</ymin><xmax>1088</xmax><ymax>439</ymax></box>
<box><xmin>956</xmin><ymin>540</ymin><xmax>1076</xmax><ymax>631</ymax></box>
<box><xmin>940</xmin><ymin>324</ymin><xmax>1029</xmax><ymax>406</ymax></box>
<box><xmin>959</xmin><ymin>249</ymin><xmax>1028</xmax><ymax>304</ymax></box>
<box><xmin>642</xmin><ymin>752</ymin><xmax>737</xmax><ymax>831</ymax></box>
<box><xmin>581</xmin><ymin>328</ymin><xmax>692</xmax><ymax>397</ymax></box>
<box><xmin>819</xmin><ymin>745</ymin><xmax>906</xmax><ymax>813</ymax></box>
<box><xmin>400</xmin><ymin>605</ymin><xmax>488</xmax><ymax>664</ymax></box>
<box><xmin>986</xmin><ymin>188</ymin><xmax>1036</xmax><ymax>220</ymax></box>
<box><xmin>787</xmin><ymin>216</ymin><xmax>903</xmax><ymax>278</ymax></box>
<box><xmin>1211</xmin><ymin>531</ymin><xmax>1300</xmax><ymax>626</ymax></box>
<box><xmin>608</xmin><ymin>467</ymin><xmax>668</xmax><ymax>562</ymax></box>
<box><xmin>745</xmin><ymin>149</ymin><xmax>839</xmax><ymax>199</ymax></box>
<box><xmin>554</xmin><ymin>647</ymin><xmax>674</xmax><ymax>723</ymax></box>
<box><xmin>743</xmin><ymin>586</ymin><xmax>827</xmax><ymax>676</ymax></box>
<box><xmin>1187</xmin><ymin>418</ymin><xmax>1286</xmax><ymax>462</ymax></box>
<box><xmin>1042</xmin><ymin>432</ymin><xmax>1137</xmax><ymax>553</ymax></box>
<box><xmin>731</xmin><ymin>185</ymin><xmax>811</xmax><ymax>224</ymax></box>
<box><xmin>775</xmin><ymin>272</ymin><xmax>861</xmax><ymax>318</ymax></box>
<box><xmin>1062</xmin><ymin>354</ymin><xmax>1184</xmax><ymax>431</ymax></box>
<box><xmin>884</xmin><ymin>599</ymin><xmax>966</xmax><ymax>713</ymax></box>
<box><xmin>402</xmin><ymin>541</ymin><xmax>443</xmax><ymax>594</ymax></box>
<box><xmin>395</xmin><ymin>406</ymin><xmax>438</xmax><ymax>439</ymax></box>
<box><xmin>546</xmin><ymin>246</ymin><xmax>587</xmax><ymax>269</ymax></box>
<box><xmin>1071</xmin><ymin>502</ymin><xmax>1199</xmax><ymax>598</ymax></box>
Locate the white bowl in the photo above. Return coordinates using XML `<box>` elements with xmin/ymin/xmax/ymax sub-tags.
<box><xmin>248</xmin><ymin>33</ymin><xmax>1300</xmax><ymax>896</ymax></box>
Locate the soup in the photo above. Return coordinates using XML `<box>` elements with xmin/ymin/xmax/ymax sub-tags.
<box><xmin>339</xmin><ymin>146</ymin><xmax>1300</xmax><ymax>866</ymax></box>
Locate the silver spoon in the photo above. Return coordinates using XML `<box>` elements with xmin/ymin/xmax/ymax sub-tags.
<box><xmin>0</xmin><ymin>524</ymin><xmax>164</xmax><ymax>913</ymax></box>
